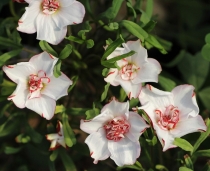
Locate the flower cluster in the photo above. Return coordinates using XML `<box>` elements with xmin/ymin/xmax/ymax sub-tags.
<box><xmin>2</xmin><ymin>0</ymin><xmax>208</xmax><ymax>168</ymax></box>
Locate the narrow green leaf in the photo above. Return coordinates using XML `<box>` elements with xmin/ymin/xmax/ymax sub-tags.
<box><xmin>205</xmin><ymin>33</ymin><xmax>210</xmax><ymax>44</ymax></box>
<box><xmin>120</xmin><ymin>20</ymin><xmax>148</xmax><ymax>41</ymax></box>
<box><xmin>48</xmin><ymin>160</ymin><xmax>56</xmax><ymax>171</ymax></box>
<box><xmin>119</xmin><ymin>88</ymin><xmax>127</xmax><ymax>102</ymax></box>
<box><xmin>4</xmin><ymin>146</ymin><xmax>22</xmax><ymax>154</ymax></box>
<box><xmin>65</xmin><ymin>36</ymin><xmax>84</xmax><ymax>44</ymax></box>
<box><xmin>159</xmin><ymin>75</ymin><xmax>176</xmax><ymax>91</ymax></box>
<box><xmin>85</xmin><ymin>108</ymin><xmax>100</xmax><ymax>120</ymax></box>
<box><xmin>145</xmin><ymin>0</ymin><xmax>153</xmax><ymax>19</ymax></box>
<box><xmin>0</xmin><ymin>36</ymin><xmax>22</xmax><ymax>49</ymax></box>
<box><xmin>59</xmin><ymin>148</ymin><xmax>76</xmax><ymax>171</ymax></box>
<box><xmin>39</xmin><ymin>40</ymin><xmax>58</xmax><ymax>57</ymax></box>
<box><xmin>101</xmin><ymin>83</ymin><xmax>110</xmax><ymax>102</ymax></box>
<box><xmin>117</xmin><ymin>161</ymin><xmax>144</xmax><ymax>171</ymax></box>
<box><xmin>184</xmin><ymin>154</ymin><xmax>194</xmax><ymax>170</ymax></box>
<box><xmin>102</xmin><ymin>68</ymin><xmax>109</xmax><ymax>77</ymax></box>
<box><xmin>53</xmin><ymin>60</ymin><xmax>62</xmax><ymax>78</ymax></box>
<box><xmin>0</xmin><ymin>49</ymin><xmax>21</xmax><ymax>66</ymax></box>
<box><xmin>66</xmin><ymin>107</ymin><xmax>89</xmax><ymax>116</ymax></box>
<box><xmin>62</xmin><ymin>112</ymin><xmax>76</xmax><ymax>147</ymax></box>
<box><xmin>179</xmin><ymin>167</ymin><xmax>193</xmax><ymax>171</ymax></box>
<box><xmin>68</xmin><ymin>75</ymin><xmax>78</xmax><ymax>93</ymax></box>
<box><xmin>59</xmin><ymin>44</ymin><xmax>72</xmax><ymax>59</ymax></box>
<box><xmin>101</xmin><ymin>36</ymin><xmax>124</xmax><ymax>61</ymax></box>
<box><xmin>50</xmin><ymin>150</ymin><xmax>58</xmax><ymax>161</ymax></box>
<box><xmin>146</xmin><ymin>136</ymin><xmax>157</xmax><ymax>146</ymax></box>
<box><xmin>173</xmin><ymin>138</ymin><xmax>193</xmax><ymax>152</ymax></box>
<box><xmin>155</xmin><ymin>165</ymin><xmax>169</xmax><ymax>171</ymax></box>
<box><xmin>201</xmin><ymin>44</ymin><xmax>210</xmax><ymax>61</ymax></box>
<box><xmin>198</xmin><ymin>88</ymin><xmax>210</xmax><ymax>110</ymax></box>
<box><xmin>201</xmin><ymin>160</ymin><xmax>210</xmax><ymax>171</ymax></box>
<box><xmin>129</xmin><ymin>98</ymin><xmax>139</xmax><ymax>108</ymax></box>
<box><xmin>127</xmin><ymin>0</ymin><xmax>137</xmax><ymax>18</ymax></box>
<box><xmin>55</xmin><ymin>105</ymin><xmax>66</xmax><ymax>114</ymax></box>
<box><xmin>143</xmin><ymin>20</ymin><xmax>157</xmax><ymax>33</ymax></box>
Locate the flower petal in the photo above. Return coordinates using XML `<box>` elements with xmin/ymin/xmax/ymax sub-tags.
<box><xmin>104</xmin><ymin>68</ymin><xmax>119</xmax><ymax>86</ymax></box>
<box><xmin>53</xmin><ymin>1</ymin><xmax>85</xmax><ymax>29</ymax></box>
<box><xmin>85</xmin><ymin>128</ymin><xmax>110</xmax><ymax>164</ymax></box>
<box><xmin>108</xmin><ymin>137</ymin><xmax>140</xmax><ymax>166</ymax></box>
<box><xmin>8</xmin><ymin>81</ymin><xmax>28</xmax><ymax>108</ymax></box>
<box><xmin>170</xmin><ymin>115</ymin><xmax>207</xmax><ymax>137</ymax></box>
<box><xmin>25</xmin><ymin>95</ymin><xmax>56</xmax><ymax>120</ymax></box>
<box><xmin>80</xmin><ymin>111</ymin><xmax>113</xmax><ymax>134</ymax></box>
<box><xmin>139</xmin><ymin>85</ymin><xmax>173</xmax><ymax>112</ymax></box>
<box><xmin>41</xmin><ymin>73</ymin><xmax>72</xmax><ymax>100</ymax></box>
<box><xmin>29</xmin><ymin>52</ymin><xmax>58</xmax><ymax>77</ymax></box>
<box><xmin>132</xmin><ymin>58</ymin><xmax>161</xmax><ymax>84</ymax></box>
<box><xmin>36</xmin><ymin>13</ymin><xmax>67</xmax><ymax>45</ymax></box>
<box><xmin>126</xmin><ymin>112</ymin><xmax>149</xmax><ymax>142</ymax></box>
<box><xmin>101</xmin><ymin>99</ymin><xmax>129</xmax><ymax>118</ymax></box>
<box><xmin>115</xmin><ymin>76</ymin><xmax>142</xmax><ymax>99</ymax></box>
<box><xmin>59</xmin><ymin>0</ymin><xmax>75</xmax><ymax>7</ymax></box>
<box><xmin>17</xmin><ymin>1</ymin><xmax>41</xmax><ymax>33</ymax></box>
<box><xmin>46</xmin><ymin>133</ymin><xmax>60</xmax><ymax>141</ymax></box>
<box><xmin>57</xmin><ymin>138</ymin><xmax>66</xmax><ymax>148</ymax></box>
<box><xmin>3</xmin><ymin>62</ymin><xmax>35</xmax><ymax>84</ymax></box>
<box><xmin>171</xmin><ymin>85</ymin><xmax>199</xmax><ymax>119</ymax></box>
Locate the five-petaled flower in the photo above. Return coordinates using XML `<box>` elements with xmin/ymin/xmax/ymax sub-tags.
<box><xmin>139</xmin><ymin>84</ymin><xmax>207</xmax><ymax>151</ymax></box>
<box><xmin>104</xmin><ymin>39</ymin><xmax>161</xmax><ymax>99</ymax></box>
<box><xmin>80</xmin><ymin>98</ymin><xmax>149</xmax><ymax>166</ymax></box>
<box><xmin>17</xmin><ymin>0</ymin><xmax>85</xmax><ymax>45</ymax></box>
<box><xmin>46</xmin><ymin>121</ymin><xmax>66</xmax><ymax>150</ymax></box>
<box><xmin>3</xmin><ymin>51</ymin><xmax>72</xmax><ymax>120</ymax></box>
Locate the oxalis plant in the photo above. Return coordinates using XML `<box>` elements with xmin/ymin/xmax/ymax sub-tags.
<box><xmin>0</xmin><ymin>0</ymin><xmax>210</xmax><ymax>171</ymax></box>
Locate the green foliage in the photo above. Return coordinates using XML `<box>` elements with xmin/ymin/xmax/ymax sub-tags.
<box><xmin>173</xmin><ymin>138</ymin><xmax>194</xmax><ymax>153</ymax></box>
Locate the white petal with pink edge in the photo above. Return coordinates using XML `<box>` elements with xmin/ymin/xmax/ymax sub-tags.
<box><xmin>104</xmin><ymin>68</ymin><xmax>119</xmax><ymax>86</ymax></box>
<box><xmin>85</xmin><ymin>128</ymin><xmax>110</xmax><ymax>164</ymax></box>
<box><xmin>17</xmin><ymin>1</ymin><xmax>41</xmax><ymax>33</ymax></box>
<box><xmin>171</xmin><ymin>85</ymin><xmax>199</xmax><ymax>119</ymax></box>
<box><xmin>25</xmin><ymin>94</ymin><xmax>56</xmax><ymax>120</ymax></box>
<box><xmin>53</xmin><ymin>1</ymin><xmax>85</xmax><ymax>29</ymax></box>
<box><xmin>108</xmin><ymin>137</ymin><xmax>140</xmax><ymax>166</ymax></box>
<box><xmin>41</xmin><ymin>73</ymin><xmax>72</xmax><ymax>100</ymax></box>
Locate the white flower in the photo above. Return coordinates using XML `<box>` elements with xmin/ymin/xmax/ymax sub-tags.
<box><xmin>3</xmin><ymin>51</ymin><xmax>72</xmax><ymax>120</ymax></box>
<box><xmin>17</xmin><ymin>0</ymin><xmax>85</xmax><ymax>45</ymax></box>
<box><xmin>139</xmin><ymin>84</ymin><xmax>207</xmax><ymax>151</ymax></box>
<box><xmin>80</xmin><ymin>98</ymin><xmax>149</xmax><ymax>166</ymax></box>
<box><xmin>104</xmin><ymin>39</ymin><xmax>161</xmax><ymax>99</ymax></box>
<box><xmin>14</xmin><ymin>0</ymin><xmax>26</xmax><ymax>3</ymax></box>
<box><xmin>46</xmin><ymin>121</ymin><xmax>66</xmax><ymax>150</ymax></box>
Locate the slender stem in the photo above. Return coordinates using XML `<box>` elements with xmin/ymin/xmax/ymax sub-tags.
<box><xmin>22</xmin><ymin>48</ymin><xmax>37</xmax><ymax>54</ymax></box>
<box><xmin>9</xmin><ymin>0</ymin><xmax>18</xmax><ymax>19</ymax></box>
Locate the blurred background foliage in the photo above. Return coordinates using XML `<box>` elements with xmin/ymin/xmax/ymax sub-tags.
<box><xmin>0</xmin><ymin>0</ymin><xmax>210</xmax><ymax>171</ymax></box>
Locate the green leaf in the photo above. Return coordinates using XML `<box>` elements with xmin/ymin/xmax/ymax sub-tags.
<box><xmin>179</xmin><ymin>167</ymin><xmax>193</xmax><ymax>171</ymax></box>
<box><xmin>129</xmin><ymin>98</ymin><xmax>139</xmax><ymax>108</ymax></box>
<box><xmin>68</xmin><ymin>75</ymin><xmax>78</xmax><ymax>93</ymax></box>
<box><xmin>119</xmin><ymin>88</ymin><xmax>127</xmax><ymax>102</ymax></box>
<box><xmin>62</xmin><ymin>112</ymin><xmax>76</xmax><ymax>147</ymax></box>
<box><xmin>184</xmin><ymin>154</ymin><xmax>194</xmax><ymax>170</ymax></box>
<box><xmin>146</xmin><ymin>136</ymin><xmax>157</xmax><ymax>146</ymax></box>
<box><xmin>0</xmin><ymin>49</ymin><xmax>21</xmax><ymax>66</ymax></box>
<box><xmin>198</xmin><ymin>87</ymin><xmax>210</xmax><ymax>110</ymax></box>
<box><xmin>101</xmin><ymin>36</ymin><xmax>124</xmax><ymax>61</ymax></box>
<box><xmin>126</xmin><ymin>0</ymin><xmax>137</xmax><ymax>18</ymax></box>
<box><xmin>66</xmin><ymin>108</ymin><xmax>89</xmax><ymax>116</ymax></box>
<box><xmin>144</xmin><ymin>35</ymin><xmax>167</xmax><ymax>54</ymax></box>
<box><xmin>59</xmin><ymin>44</ymin><xmax>72</xmax><ymax>59</ymax></box>
<box><xmin>0</xmin><ymin>36</ymin><xmax>22</xmax><ymax>49</ymax></box>
<box><xmin>178</xmin><ymin>52</ymin><xmax>209</xmax><ymax>90</ymax></box>
<box><xmin>145</xmin><ymin>0</ymin><xmax>153</xmax><ymax>19</ymax></box>
<box><xmin>205</xmin><ymin>33</ymin><xmax>210</xmax><ymax>44</ymax></box>
<box><xmin>55</xmin><ymin>105</ymin><xmax>66</xmax><ymax>114</ymax></box>
<box><xmin>201</xmin><ymin>160</ymin><xmax>210</xmax><ymax>171</ymax></box>
<box><xmin>15</xmin><ymin>133</ymin><xmax>31</xmax><ymax>143</ymax></box>
<box><xmin>53</xmin><ymin>59</ymin><xmax>62</xmax><ymax>78</ymax></box>
<box><xmin>102</xmin><ymin>68</ymin><xmax>109</xmax><ymax>77</ymax></box>
<box><xmin>4</xmin><ymin>146</ymin><xmax>22</xmax><ymax>154</ymax></box>
<box><xmin>26</xmin><ymin>125</ymin><xmax>42</xmax><ymax>143</ymax></box>
<box><xmin>99</xmin><ymin>0</ymin><xmax>124</xmax><ymax>20</ymax></box>
<box><xmin>201</xmin><ymin>44</ymin><xmax>210</xmax><ymax>61</ymax></box>
<box><xmin>85</xmin><ymin>108</ymin><xmax>100</xmax><ymax>120</ymax></box>
<box><xmin>155</xmin><ymin>165</ymin><xmax>169</xmax><ymax>171</ymax></box>
<box><xmin>193</xmin><ymin>118</ymin><xmax>210</xmax><ymax>153</ymax></box>
<box><xmin>192</xmin><ymin>149</ymin><xmax>210</xmax><ymax>163</ymax></box>
<box><xmin>59</xmin><ymin>148</ymin><xmax>76</xmax><ymax>171</ymax></box>
<box><xmin>50</xmin><ymin>150</ymin><xmax>58</xmax><ymax>161</ymax></box>
<box><xmin>143</xmin><ymin>20</ymin><xmax>157</xmax><ymax>33</ymax></box>
<box><xmin>173</xmin><ymin>138</ymin><xmax>193</xmax><ymax>152</ymax></box>
<box><xmin>48</xmin><ymin>160</ymin><xmax>56</xmax><ymax>171</ymax></box>
<box><xmin>101</xmin><ymin>83</ymin><xmax>110</xmax><ymax>102</ymax></box>
<box><xmin>86</xmin><ymin>39</ymin><xmax>94</xmax><ymax>48</ymax></box>
<box><xmin>39</xmin><ymin>40</ymin><xmax>58</xmax><ymax>57</ymax></box>
<box><xmin>139</xmin><ymin>9</ymin><xmax>150</xmax><ymax>25</ymax></box>
<box><xmin>164</xmin><ymin>50</ymin><xmax>185</xmax><ymax>68</ymax></box>
<box><xmin>120</xmin><ymin>20</ymin><xmax>148</xmax><ymax>41</ymax></box>
<box><xmin>117</xmin><ymin>161</ymin><xmax>144</xmax><ymax>171</ymax></box>
<box><xmin>65</xmin><ymin>36</ymin><xmax>84</xmax><ymax>44</ymax></box>
<box><xmin>158</xmin><ymin>75</ymin><xmax>176</xmax><ymax>91</ymax></box>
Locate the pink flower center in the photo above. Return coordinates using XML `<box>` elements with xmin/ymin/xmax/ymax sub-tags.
<box><xmin>104</xmin><ymin>117</ymin><xmax>130</xmax><ymax>141</ymax></box>
<box><xmin>28</xmin><ymin>70</ymin><xmax>50</xmax><ymax>98</ymax></box>
<box><xmin>42</xmin><ymin>0</ymin><xmax>59</xmax><ymax>15</ymax></box>
<box><xmin>155</xmin><ymin>105</ymin><xmax>179</xmax><ymax>130</ymax></box>
<box><xmin>119</xmin><ymin>63</ymin><xmax>139</xmax><ymax>81</ymax></box>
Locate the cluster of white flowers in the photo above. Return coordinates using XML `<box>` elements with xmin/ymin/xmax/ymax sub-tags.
<box><xmin>2</xmin><ymin>0</ymin><xmax>207</xmax><ymax>167</ymax></box>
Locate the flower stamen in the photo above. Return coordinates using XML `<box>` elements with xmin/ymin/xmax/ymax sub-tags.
<box><xmin>119</xmin><ymin>63</ymin><xmax>139</xmax><ymax>81</ymax></box>
<box><xmin>42</xmin><ymin>0</ymin><xmax>60</xmax><ymax>15</ymax></box>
